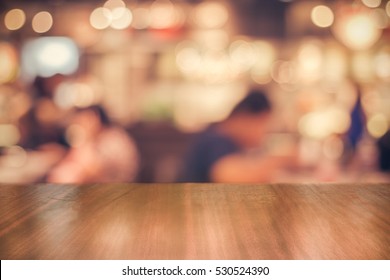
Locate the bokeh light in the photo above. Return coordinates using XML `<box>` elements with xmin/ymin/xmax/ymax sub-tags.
<box><xmin>367</xmin><ymin>113</ymin><xmax>388</xmax><ymax>138</ymax></box>
<box><xmin>374</xmin><ymin>47</ymin><xmax>390</xmax><ymax>80</ymax></box>
<box><xmin>361</xmin><ymin>0</ymin><xmax>382</xmax><ymax>8</ymax></box>
<box><xmin>111</xmin><ymin>8</ymin><xmax>132</xmax><ymax>29</ymax></box>
<box><xmin>333</xmin><ymin>9</ymin><xmax>382</xmax><ymax>50</ymax></box>
<box><xmin>311</xmin><ymin>5</ymin><xmax>334</xmax><ymax>28</ymax></box>
<box><xmin>22</xmin><ymin>37</ymin><xmax>79</xmax><ymax>78</ymax></box>
<box><xmin>0</xmin><ymin>43</ymin><xmax>19</xmax><ymax>84</ymax></box>
<box><xmin>193</xmin><ymin>1</ymin><xmax>229</xmax><ymax>29</ymax></box>
<box><xmin>90</xmin><ymin>7</ymin><xmax>112</xmax><ymax>30</ymax></box>
<box><xmin>370</xmin><ymin>8</ymin><xmax>389</xmax><ymax>29</ymax></box>
<box><xmin>149</xmin><ymin>0</ymin><xmax>185</xmax><ymax>29</ymax></box>
<box><xmin>297</xmin><ymin>41</ymin><xmax>323</xmax><ymax>83</ymax></box>
<box><xmin>4</xmin><ymin>9</ymin><xmax>26</xmax><ymax>31</ymax></box>
<box><xmin>298</xmin><ymin>108</ymin><xmax>350</xmax><ymax>139</ymax></box>
<box><xmin>32</xmin><ymin>11</ymin><xmax>53</xmax><ymax>33</ymax></box>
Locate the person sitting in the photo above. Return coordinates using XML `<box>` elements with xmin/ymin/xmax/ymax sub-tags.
<box><xmin>177</xmin><ymin>89</ymin><xmax>296</xmax><ymax>183</ymax></box>
<box><xmin>47</xmin><ymin>105</ymin><xmax>139</xmax><ymax>183</ymax></box>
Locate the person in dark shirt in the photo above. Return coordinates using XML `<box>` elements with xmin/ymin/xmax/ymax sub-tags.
<box><xmin>178</xmin><ymin>89</ymin><xmax>295</xmax><ymax>183</ymax></box>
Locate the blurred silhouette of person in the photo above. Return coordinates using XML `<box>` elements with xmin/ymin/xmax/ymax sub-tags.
<box><xmin>18</xmin><ymin>75</ymin><xmax>68</xmax><ymax>150</ymax></box>
<box><xmin>343</xmin><ymin>85</ymin><xmax>366</xmax><ymax>166</ymax></box>
<box><xmin>377</xmin><ymin>129</ymin><xmax>390</xmax><ymax>172</ymax></box>
<box><xmin>177</xmin><ymin>89</ymin><xmax>296</xmax><ymax>183</ymax></box>
<box><xmin>47</xmin><ymin>105</ymin><xmax>139</xmax><ymax>183</ymax></box>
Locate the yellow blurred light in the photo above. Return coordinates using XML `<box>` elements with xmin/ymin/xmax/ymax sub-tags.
<box><xmin>298</xmin><ymin>108</ymin><xmax>350</xmax><ymax>139</ymax></box>
<box><xmin>0</xmin><ymin>43</ymin><xmax>18</xmax><ymax>84</ymax></box>
<box><xmin>0</xmin><ymin>124</ymin><xmax>20</xmax><ymax>147</ymax></box>
<box><xmin>4</xmin><ymin>9</ymin><xmax>26</xmax><ymax>31</ymax></box>
<box><xmin>90</xmin><ymin>7</ymin><xmax>112</xmax><ymax>30</ymax></box>
<box><xmin>32</xmin><ymin>11</ymin><xmax>53</xmax><ymax>33</ymax></box>
<box><xmin>333</xmin><ymin>10</ymin><xmax>381</xmax><ymax>50</ymax></box>
<box><xmin>131</xmin><ymin>7</ymin><xmax>150</xmax><ymax>29</ymax></box>
<box><xmin>311</xmin><ymin>5</ymin><xmax>334</xmax><ymax>28</ymax></box>
<box><xmin>149</xmin><ymin>0</ymin><xmax>184</xmax><ymax>29</ymax></box>
<box><xmin>229</xmin><ymin>40</ymin><xmax>258</xmax><ymax>72</ymax></box>
<box><xmin>367</xmin><ymin>114</ymin><xmax>388</xmax><ymax>138</ymax></box>
<box><xmin>297</xmin><ymin>42</ymin><xmax>323</xmax><ymax>83</ymax></box>
<box><xmin>194</xmin><ymin>1</ymin><xmax>229</xmax><ymax>29</ymax></box>
<box><xmin>251</xmin><ymin>72</ymin><xmax>272</xmax><ymax>85</ymax></box>
<box><xmin>271</xmin><ymin>60</ymin><xmax>296</xmax><ymax>84</ymax></box>
<box><xmin>104</xmin><ymin>0</ymin><xmax>125</xmax><ymax>11</ymax></box>
<box><xmin>110</xmin><ymin>8</ymin><xmax>132</xmax><ymax>29</ymax></box>
<box><xmin>37</xmin><ymin>41</ymin><xmax>73</xmax><ymax>69</ymax></box>
<box><xmin>370</xmin><ymin>8</ymin><xmax>389</xmax><ymax>29</ymax></box>
<box><xmin>250</xmin><ymin>41</ymin><xmax>275</xmax><ymax>83</ymax></box>
<box><xmin>54</xmin><ymin>82</ymin><xmax>97</xmax><ymax>108</ymax></box>
<box><xmin>375</xmin><ymin>48</ymin><xmax>390</xmax><ymax>79</ymax></box>
<box><xmin>176</xmin><ymin>47</ymin><xmax>201</xmax><ymax>74</ymax></box>
<box><xmin>361</xmin><ymin>0</ymin><xmax>382</xmax><ymax>8</ymax></box>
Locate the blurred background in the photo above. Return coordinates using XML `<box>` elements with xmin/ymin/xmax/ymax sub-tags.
<box><xmin>0</xmin><ymin>0</ymin><xmax>390</xmax><ymax>183</ymax></box>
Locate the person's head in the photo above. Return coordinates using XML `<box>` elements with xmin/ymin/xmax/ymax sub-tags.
<box><xmin>70</xmin><ymin>105</ymin><xmax>111</xmax><ymax>138</ymax></box>
<box><xmin>226</xmin><ymin>89</ymin><xmax>272</xmax><ymax>147</ymax></box>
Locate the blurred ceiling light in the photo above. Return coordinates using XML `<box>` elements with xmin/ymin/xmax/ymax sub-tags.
<box><xmin>361</xmin><ymin>0</ymin><xmax>382</xmax><ymax>8</ymax></box>
<box><xmin>194</xmin><ymin>1</ymin><xmax>229</xmax><ymax>29</ymax></box>
<box><xmin>131</xmin><ymin>7</ymin><xmax>151</xmax><ymax>29</ymax></box>
<box><xmin>311</xmin><ymin>5</ymin><xmax>334</xmax><ymax>28</ymax></box>
<box><xmin>90</xmin><ymin>7</ymin><xmax>112</xmax><ymax>30</ymax></box>
<box><xmin>367</xmin><ymin>113</ymin><xmax>388</xmax><ymax>138</ymax></box>
<box><xmin>0</xmin><ymin>124</ymin><xmax>20</xmax><ymax>147</ymax></box>
<box><xmin>32</xmin><ymin>11</ymin><xmax>53</xmax><ymax>33</ymax></box>
<box><xmin>333</xmin><ymin>7</ymin><xmax>382</xmax><ymax>50</ymax></box>
<box><xmin>149</xmin><ymin>0</ymin><xmax>184</xmax><ymax>29</ymax></box>
<box><xmin>22</xmin><ymin>37</ymin><xmax>79</xmax><ymax>78</ymax></box>
<box><xmin>110</xmin><ymin>8</ymin><xmax>132</xmax><ymax>29</ymax></box>
<box><xmin>4</xmin><ymin>9</ymin><xmax>26</xmax><ymax>31</ymax></box>
<box><xmin>0</xmin><ymin>43</ymin><xmax>18</xmax><ymax>84</ymax></box>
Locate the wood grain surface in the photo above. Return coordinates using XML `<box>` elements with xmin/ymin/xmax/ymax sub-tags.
<box><xmin>0</xmin><ymin>183</ymin><xmax>389</xmax><ymax>259</ymax></box>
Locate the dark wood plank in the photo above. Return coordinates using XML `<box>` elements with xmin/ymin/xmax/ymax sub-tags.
<box><xmin>0</xmin><ymin>183</ymin><xmax>389</xmax><ymax>259</ymax></box>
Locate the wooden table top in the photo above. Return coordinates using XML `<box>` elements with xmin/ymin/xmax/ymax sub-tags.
<box><xmin>0</xmin><ymin>183</ymin><xmax>389</xmax><ymax>260</ymax></box>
